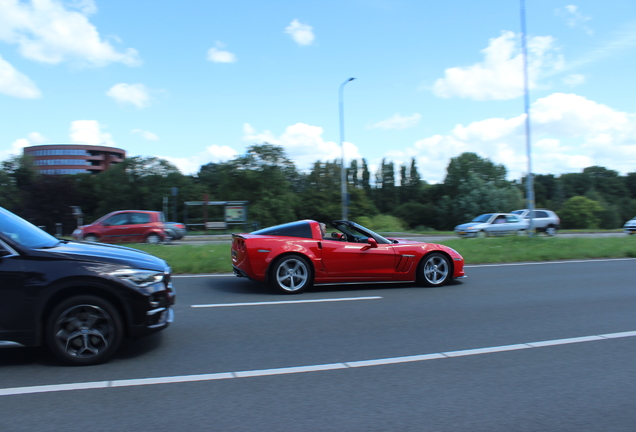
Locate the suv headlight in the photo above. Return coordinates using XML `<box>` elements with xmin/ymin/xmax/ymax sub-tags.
<box><xmin>111</xmin><ymin>269</ymin><xmax>164</xmax><ymax>287</ymax></box>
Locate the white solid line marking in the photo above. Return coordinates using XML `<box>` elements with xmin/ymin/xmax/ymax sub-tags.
<box><xmin>3</xmin><ymin>329</ymin><xmax>636</xmax><ymax>397</ymax></box>
<box><xmin>442</xmin><ymin>344</ymin><xmax>531</xmax><ymax>357</ymax></box>
<box><xmin>234</xmin><ymin>363</ymin><xmax>348</xmax><ymax>378</ymax></box>
<box><xmin>191</xmin><ymin>296</ymin><xmax>383</xmax><ymax>308</ymax></box>
<box><xmin>465</xmin><ymin>258</ymin><xmax>636</xmax><ymax>268</ymax></box>
<box><xmin>346</xmin><ymin>353</ymin><xmax>445</xmax><ymax>367</ymax></box>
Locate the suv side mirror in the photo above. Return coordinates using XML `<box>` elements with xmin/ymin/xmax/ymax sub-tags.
<box><xmin>361</xmin><ymin>237</ymin><xmax>378</xmax><ymax>251</ymax></box>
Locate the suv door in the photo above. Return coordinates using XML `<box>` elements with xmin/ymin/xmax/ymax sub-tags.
<box><xmin>0</xmin><ymin>239</ymin><xmax>27</xmax><ymax>343</ymax></box>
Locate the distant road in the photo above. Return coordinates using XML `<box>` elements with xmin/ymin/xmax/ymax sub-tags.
<box><xmin>174</xmin><ymin>231</ymin><xmax>627</xmax><ymax>245</ymax></box>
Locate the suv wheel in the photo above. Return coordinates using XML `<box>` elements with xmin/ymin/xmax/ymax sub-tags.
<box><xmin>545</xmin><ymin>225</ymin><xmax>557</xmax><ymax>236</ymax></box>
<box><xmin>84</xmin><ymin>234</ymin><xmax>99</xmax><ymax>242</ymax></box>
<box><xmin>45</xmin><ymin>295</ymin><xmax>123</xmax><ymax>366</ymax></box>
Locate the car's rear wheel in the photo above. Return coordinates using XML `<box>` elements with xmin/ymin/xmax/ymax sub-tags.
<box><xmin>145</xmin><ymin>233</ymin><xmax>162</xmax><ymax>244</ymax></box>
<box><xmin>417</xmin><ymin>253</ymin><xmax>451</xmax><ymax>287</ymax></box>
<box><xmin>270</xmin><ymin>255</ymin><xmax>313</xmax><ymax>294</ymax></box>
<box><xmin>45</xmin><ymin>295</ymin><xmax>123</xmax><ymax>366</ymax></box>
<box><xmin>84</xmin><ymin>234</ymin><xmax>99</xmax><ymax>242</ymax></box>
<box><xmin>545</xmin><ymin>225</ymin><xmax>557</xmax><ymax>236</ymax></box>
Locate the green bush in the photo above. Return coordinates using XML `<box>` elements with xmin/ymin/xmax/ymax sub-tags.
<box><xmin>559</xmin><ymin>196</ymin><xmax>604</xmax><ymax>229</ymax></box>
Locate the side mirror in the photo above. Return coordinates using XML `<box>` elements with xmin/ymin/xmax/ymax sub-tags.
<box><xmin>360</xmin><ymin>237</ymin><xmax>378</xmax><ymax>251</ymax></box>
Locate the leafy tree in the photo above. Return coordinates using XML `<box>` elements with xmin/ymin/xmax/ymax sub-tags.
<box><xmin>444</xmin><ymin>152</ymin><xmax>507</xmax><ymax>196</ymax></box>
<box><xmin>559</xmin><ymin>196</ymin><xmax>604</xmax><ymax>229</ymax></box>
<box><xmin>436</xmin><ymin>174</ymin><xmax>524</xmax><ymax>230</ymax></box>
<box><xmin>361</xmin><ymin>158</ymin><xmax>371</xmax><ymax>192</ymax></box>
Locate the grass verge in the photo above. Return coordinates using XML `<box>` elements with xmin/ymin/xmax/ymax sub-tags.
<box><xmin>128</xmin><ymin>236</ymin><xmax>636</xmax><ymax>274</ymax></box>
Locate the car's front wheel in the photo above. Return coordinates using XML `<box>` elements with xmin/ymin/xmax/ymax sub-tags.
<box><xmin>84</xmin><ymin>234</ymin><xmax>99</xmax><ymax>242</ymax></box>
<box><xmin>270</xmin><ymin>255</ymin><xmax>313</xmax><ymax>294</ymax></box>
<box><xmin>417</xmin><ymin>253</ymin><xmax>451</xmax><ymax>287</ymax></box>
<box><xmin>45</xmin><ymin>295</ymin><xmax>123</xmax><ymax>366</ymax></box>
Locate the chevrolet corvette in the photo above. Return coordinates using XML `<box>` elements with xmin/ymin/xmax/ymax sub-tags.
<box><xmin>231</xmin><ymin>220</ymin><xmax>465</xmax><ymax>294</ymax></box>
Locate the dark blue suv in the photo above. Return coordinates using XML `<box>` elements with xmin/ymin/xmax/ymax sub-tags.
<box><xmin>0</xmin><ymin>207</ymin><xmax>175</xmax><ymax>365</ymax></box>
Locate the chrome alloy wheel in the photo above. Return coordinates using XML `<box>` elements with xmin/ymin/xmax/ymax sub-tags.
<box><xmin>275</xmin><ymin>258</ymin><xmax>310</xmax><ymax>292</ymax></box>
<box><xmin>53</xmin><ymin>304</ymin><xmax>115</xmax><ymax>360</ymax></box>
<box><xmin>423</xmin><ymin>255</ymin><xmax>449</xmax><ymax>285</ymax></box>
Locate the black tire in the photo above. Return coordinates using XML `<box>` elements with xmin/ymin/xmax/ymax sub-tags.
<box><xmin>45</xmin><ymin>295</ymin><xmax>123</xmax><ymax>366</ymax></box>
<box><xmin>477</xmin><ymin>230</ymin><xmax>487</xmax><ymax>238</ymax></box>
<box><xmin>545</xmin><ymin>225</ymin><xmax>557</xmax><ymax>236</ymax></box>
<box><xmin>270</xmin><ymin>255</ymin><xmax>313</xmax><ymax>294</ymax></box>
<box><xmin>417</xmin><ymin>253</ymin><xmax>451</xmax><ymax>287</ymax></box>
<box><xmin>84</xmin><ymin>234</ymin><xmax>99</xmax><ymax>242</ymax></box>
<box><xmin>146</xmin><ymin>233</ymin><xmax>162</xmax><ymax>244</ymax></box>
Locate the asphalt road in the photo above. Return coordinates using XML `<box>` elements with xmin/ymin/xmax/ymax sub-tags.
<box><xmin>1</xmin><ymin>258</ymin><xmax>636</xmax><ymax>431</ymax></box>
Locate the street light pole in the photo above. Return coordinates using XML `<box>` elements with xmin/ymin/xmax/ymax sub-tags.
<box><xmin>339</xmin><ymin>77</ymin><xmax>355</xmax><ymax>221</ymax></box>
<box><xmin>520</xmin><ymin>0</ymin><xmax>535</xmax><ymax>236</ymax></box>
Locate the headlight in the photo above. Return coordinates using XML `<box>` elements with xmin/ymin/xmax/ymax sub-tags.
<box><xmin>111</xmin><ymin>269</ymin><xmax>164</xmax><ymax>287</ymax></box>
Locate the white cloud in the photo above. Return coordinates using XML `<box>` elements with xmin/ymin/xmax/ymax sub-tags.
<box><xmin>132</xmin><ymin>129</ymin><xmax>159</xmax><ymax>141</ymax></box>
<box><xmin>562</xmin><ymin>74</ymin><xmax>585</xmax><ymax>87</ymax></box>
<box><xmin>159</xmin><ymin>145</ymin><xmax>238</xmax><ymax>175</ymax></box>
<box><xmin>555</xmin><ymin>5</ymin><xmax>593</xmax><ymax>35</ymax></box>
<box><xmin>432</xmin><ymin>31</ymin><xmax>564</xmax><ymax>100</ymax></box>
<box><xmin>1</xmin><ymin>131</ymin><xmax>47</xmax><ymax>160</ymax></box>
<box><xmin>243</xmin><ymin>122</ymin><xmax>361</xmax><ymax>170</ymax></box>
<box><xmin>0</xmin><ymin>0</ymin><xmax>140</xmax><ymax>67</ymax></box>
<box><xmin>106</xmin><ymin>83</ymin><xmax>152</xmax><ymax>108</ymax></box>
<box><xmin>284</xmin><ymin>19</ymin><xmax>315</xmax><ymax>46</ymax></box>
<box><xmin>207</xmin><ymin>42</ymin><xmax>237</xmax><ymax>63</ymax></box>
<box><xmin>0</xmin><ymin>53</ymin><xmax>41</xmax><ymax>98</ymax></box>
<box><xmin>368</xmin><ymin>113</ymin><xmax>421</xmax><ymax>130</ymax></box>
<box><xmin>69</xmin><ymin>120</ymin><xmax>115</xmax><ymax>146</ymax></box>
<box><xmin>391</xmin><ymin>93</ymin><xmax>636</xmax><ymax>183</ymax></box>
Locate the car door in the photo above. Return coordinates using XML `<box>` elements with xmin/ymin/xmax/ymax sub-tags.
<box><xmin>320</xmin><ymin>238</ymin><xmax>396</xmax><ymax>281</ymax></box>
<box><xmin>127</xmin><ymin>212</ymin><xmax>152</xmax><ymax>242</ymax></box>
<box><xmin>0</xmin><ymin>239</ymin><xmax>28</xmax><ymax>342</ymax></box>
<box><xmin>488</xmin><ymin>215</ymin><xmax>509</xmax><ymax>235</ymax></box>
<box><xmin>99</xmin><ymin>213</ymin><xmax>132</xmax><ymax>243</ymax></box>
<box><xmin>505</xmin><ymin>215</ymin><xmax>525</xmax><ymax>233</ymax></box>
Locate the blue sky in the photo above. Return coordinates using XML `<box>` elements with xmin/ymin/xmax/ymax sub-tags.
<box><xmin>1</xmin><ymin>0</ymin><xmax>635</xmax><ymax>183</ymax></box>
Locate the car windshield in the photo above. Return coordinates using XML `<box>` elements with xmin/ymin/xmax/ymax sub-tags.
<box><xmin>510</xmin><ymin>210</ymin><xmax>524</xmax><ymax>215</ymax></box>
<box><xmin>0</xmin><ymin>207</ymin><xmax>60</xmax><ymax>249</ymax></box>
<box><xmin>333</xmin><ymin>221</ymin><xmax>392</xmax><ymax>244</ymax></box>
<box><xmin>471</xmin><ymin>214</ymin><xmax>493</xmax><ymax>223</ymax></box>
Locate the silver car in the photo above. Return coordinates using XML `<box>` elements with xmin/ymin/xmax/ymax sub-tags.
<box><xmin>624</xmin><ymin>217</ymin><xmax>636</xmax><ymax>235</ymax></box>
<box><xmin>454</xmin><ymin>213</ymin><xmax>529</xmax><ymax>238</ymax></box>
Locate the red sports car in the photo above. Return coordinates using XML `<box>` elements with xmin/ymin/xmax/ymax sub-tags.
<box><xmin>231</xmin><ymin>220</ymin><xmax>466</xmax><ymax>294</ymax></box>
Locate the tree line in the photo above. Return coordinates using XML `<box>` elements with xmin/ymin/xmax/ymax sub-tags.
<box><xmin>1</xmin><ymin>144</ymin><xmax>635</xmax><ymax>234</ymax></box>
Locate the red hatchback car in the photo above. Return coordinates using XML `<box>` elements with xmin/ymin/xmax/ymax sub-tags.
<box><xmin>72</xmin><ymin>210</ymin><xmax>169</xmax><ymax>244</ymax></box>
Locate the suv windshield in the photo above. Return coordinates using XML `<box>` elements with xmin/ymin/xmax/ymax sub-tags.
<box><xmin>0</xmin><ymin>207</ymin><xmax>60</xmax><ymax>249</ymax></box>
